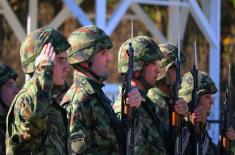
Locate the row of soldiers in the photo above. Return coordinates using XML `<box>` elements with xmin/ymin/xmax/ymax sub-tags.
<box><xmin>0</xmin><ymin>25</ymin><xmax>235</xmax><ymax>155</ymax></box>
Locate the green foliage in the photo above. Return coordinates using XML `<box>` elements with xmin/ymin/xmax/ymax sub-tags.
<box><xmin>231</xmin><ymin>0</ymin><xmax>235</xmax><ymax>7</ymax></box>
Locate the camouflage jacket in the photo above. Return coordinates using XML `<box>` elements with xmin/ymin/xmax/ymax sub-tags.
<box><xmin>61</xmin><ymin>75</ymin><xmax>120</xmax><ymax>155</ymax></box>
<box><xmin>147</xmin><ymin>87</ymin><xmax>170</xmax><ymax>130</ymax></box>
<box><xmin>230</xmin><ymin>141</ymin><xmax>235</xmax><ymax>154</ymax></box>
<box><xmin>0</xmin><ymin>114</ymin><xmax>6</xmax><ymax>155</ymax></box>
<box><xmin>113</xmin><ymin>89</ymin><xmax>168</xmax><ymax>155</ymax></box>
<box><xmin>6</xmin><ymin>60</ymin><xmax>70</xmax><ymax>155</ymax></box>
<box><xmin>184</xmin><ymin>122</ymin><xmax>218</xmax><ymax>155</ymax></box>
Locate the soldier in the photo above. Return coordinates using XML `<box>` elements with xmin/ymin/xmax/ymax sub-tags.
<box><xmin>225</xmin><ymin>127</ymin><xmax>235</xmax><ymax>153</ymax></box>
<box><xmin>6</xmin><ymin>27</ymin><xmax>71</xmax><ymax>155</ymax></box>
<box><xmin>147</xmin><ymin>43</ymin><xmax>188</xmax><ymax>129</ymax></box>
<box><xmin>113</xmin><ymin>36</ymin><xmax>171</xmax><ymax>154</ymax></box>
<box><xmin>0</xmin><ymin>64</ymin><xmax>18</xmax><ymax>155</ymax></box>
<box><xmin>179</xmin><ymin>71</ymin><xmax>218</xmax><ymax>154</ymax></box>
<box><xmin>61</xmin><ymin>25</ymin><xmax>142</xmax><ymax>155</ymax></box>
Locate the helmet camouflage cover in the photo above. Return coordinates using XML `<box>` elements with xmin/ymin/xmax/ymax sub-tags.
<box><xmin>157</xmin><ymin>43</ymin><xmax>187</xmax><ymax>81</ymax></box>
<box><xmin>118</xmin><ymin>36</ymin><xmax>163</xmax><ymax>73</ymax></box>
<box><xmin>67</xmin><ymin>25</ymin><xmax>113</xmax><ymax>65</ymax></box>
<box><xmin>20</xmin><ymin>27</ymin><xmax>71</xmax><ymax>74</ymax></box>
<box><xmin>0</xmin><ymin>63</ymin><xmax>17</xmax><ymax>87</ymax></box>
<box><xmin>179</xmin><ymin>71</ymin><xmax>217</xmax><ymax>103</ymax></box>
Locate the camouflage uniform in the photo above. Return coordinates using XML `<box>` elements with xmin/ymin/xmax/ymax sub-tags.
<box><xmin>0</xmin><ymin>64</ymin><xmax>17</xmax><ymax>155</ymax></box>
<box><xmin>147</xmin><ymin>43</ymin><xmax>187</xmax><ymax>129</ymax></box>
<box><xmin>147</xmin><ymin>87</ymin><xmax>170</xmax><ymax>129</ymax></box>
<box><xmin>114</xmin><ymin>36</ymin><xmax>168</xmax><ymax>155</ymax></box>
<box><xmin>61</xmin><ymin>26</ymin><xmax>121</xmax><ymax>154</ymax></box>
<box><xmin>179</xmin><ymin>71</ymin><xmax>218</xmax><ymax>155</ymax></box>
<box><xmin>6</xmin><ymin>27</ymin><xmax>71</xmax><ymax>155</ymax></box>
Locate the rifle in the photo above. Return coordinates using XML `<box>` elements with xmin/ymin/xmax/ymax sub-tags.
<box><xmin>189</xmin><ymin>41</ymin><xmax>202</xmax><ymax>155</ymax></box>
<box><xmin>171</xmin><ymin>33</ymin><xmax>183</xmax><ymax>155</ymax></box>
<box><xmin>220</xmin><ymin>64</ymin><xmax>231</xmax><ymax>155</ymax></box>
<box><xmin>121</xmin><ymin>18</ymin><xmax>135</xmax><ymax>155</ymax></box>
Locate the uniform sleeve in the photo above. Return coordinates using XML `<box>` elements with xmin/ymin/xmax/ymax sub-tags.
<box><xmin>69</xmin><ymin>95</ymin><xmax>120</xmax><ymax>154</ymax></box>
<box><xmin>34</xmin><ymin>59</ymin><xmax>54</xmax><ymax>92</ymax></box>
<box><xmin>69</xmin><ymin>98</ymin><xmax>92</xmax><ymax>154</ymax></box>
<box><xmin>6</xmin><ymin>59</ymin><xmax>53</xmax><ymax>151</ymax></box>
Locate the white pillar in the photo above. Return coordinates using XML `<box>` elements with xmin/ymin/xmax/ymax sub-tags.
<box><xmin>96</xmin><ymin>0</ymin><xmax>106</xmax><ymax>29</ymax></box>
<box><xmin>27</xmin><ymin>0</ymin><xmax>38</xmax><ymax>34</ymax></box>
<box><xmin>208</xmin><ymin>0</ymin><xmax>221</xmax><ymax>144</ymax></box>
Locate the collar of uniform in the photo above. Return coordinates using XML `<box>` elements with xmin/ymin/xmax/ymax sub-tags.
<box><xmin>154</xmin><ymin>87</ymin><xmax>170</xmax><ymax>100</ymax></box>
<box><xmin>74</xmin><ymin>75</ymin><xmax>104</xmax><ymax>94</ymax></box>
<box><xmin>52</xmin><ymin>82</ymin><xmax>69</xmax><ymax>97</ymax></box>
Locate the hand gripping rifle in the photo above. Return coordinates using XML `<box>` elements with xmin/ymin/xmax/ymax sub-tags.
<box><xmin>121</xmin><ymin>18</ymin><xmax>135</xmax><ymax>155</ymax></box>
<box><xmin>190</xmin><ymin>41</ymin><xmax>202</xmax><ymax>155</ymax></box>
<box><xmin>220</xmin><ymin>64</ymin><xmax>232</xmax><ymax>155</ymax></box>
<box><xmin>171</xmin><ymin>34</ymin><xmax>183</xmax><ymax>155</ymax></box>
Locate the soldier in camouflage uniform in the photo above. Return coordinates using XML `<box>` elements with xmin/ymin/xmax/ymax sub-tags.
<box><xmin>224</xmin><ymin>127</ymin><xmax>235</xmax><ymax>154</ymax></box>
<box><xmin>0</xmin><ymin>64</ymin><xmax>18</xmax><ymax>155</ymax></box>
<box><xmin>147</xmin><ymin>43</ymin><xmax>188</xmax><ymax>129</ymax></box>
<box><xmin>179</xmin><ymin>71</ymin><xmax>218</xmax><ymax>154</ymax></box>
<box><xmin>6</xmin><ymin>27</ymin><xmax>71</xmax><ymax>155</ymax></box>
<box><xmin>61</xmin><ymin>25</ymin><xmax>142</xmax><ymax>155</ymax></box>
<box><xmin>113</xmin><ymin>36</ymin><xmax>171</xmax><ymax>154</ymax></box>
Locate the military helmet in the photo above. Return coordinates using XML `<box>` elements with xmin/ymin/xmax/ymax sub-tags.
<box><xmin>20</xmin><ymin>27</ymin><xmax>71</xmax><ymax>74</ymax></box>
<box><xmin>67</xmin><ymin>25</ymin><xmax>113</xmax><ymax>65</ymax></box>
<box><xmin>179</xmin><ymin>71</ymin><xmax>217</xmax><ymax>103</ymax></box>
<box><xmin>0</xmin><ymin>64</ymin><xmax>17</xmax><ymax>87</ymax></box>
<box><xmin>157</xmin><ymin>43</ymin><xmax>187</xmax><ymax>81</ymax></box>
<box><xmin>118</xmin><ymin>36</ymin><xmax>163</xmax><ymax>73</ymax></box>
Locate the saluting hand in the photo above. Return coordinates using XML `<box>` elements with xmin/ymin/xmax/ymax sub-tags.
<box><xmin>35</xmin><ymin>43</ymin><xmax>56</xmax><ymax>67</ymax></box>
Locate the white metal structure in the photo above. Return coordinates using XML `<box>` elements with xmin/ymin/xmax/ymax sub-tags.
<box><xmin>0</xmin><ymin>0</ymin><xmax>221</xmax><ymax>143</ymax></box>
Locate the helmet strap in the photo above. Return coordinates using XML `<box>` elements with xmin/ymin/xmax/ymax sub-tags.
<box><xmin>76</xmin><ymin>58</ymin><xmax>105</xmax><ymax>83</ymax></box>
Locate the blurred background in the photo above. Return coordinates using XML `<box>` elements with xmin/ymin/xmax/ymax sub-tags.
<box><xmin>0</xmin><ymin>0</ymin><xmax>234</xmax><ymax>144</ymax></box>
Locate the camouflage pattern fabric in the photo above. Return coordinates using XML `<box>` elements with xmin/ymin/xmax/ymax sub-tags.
<box><xmin>118</xmin><ymin>36</ymin><xmax>163</xmax><ymax>73</ymax></box>
<box><xmin>52</xmin><ymin>82</ymin><xmax>69</xmax><ymax>104</ymax></box>
<box><xmin>184</xmin><ymin>123</ymin><xmax>218</xmax><ymax>155</ymax></box>
<box><xmin>179</xmin><ymin>71</ymin><xmax>218</xmax><ymax>154</ymax></box>
<box><xmin>147</xmin><ymin>87</ymin><xmax>171</xmax><ymax>129</ymax></box>
<box><xmin>179</xmin><ymin>71</ymin><xmax>217</xmax><ymax>104</ymax></box>
<box><xmin>147</xmin><ymin>43</ymin><xmax>187</xmax><ymax>129</ymax></box>
<box><xmin>157</xmin><ymin>43</ymin><xmax>187</xmax><ymax>81</ymax></box>
<box><xmin>67</xmin><ymin>25</ymin><xmax>113</xmax><ymax>65</ymax></box>
<box><xmin>113</xmin><ymin>90</ymin><xmax>167</xmax><ymax>155</ymax></box>
<box><xmin>231</xmin><ymin>142</ymin><xmax>235</xmax><ymax>154</ymax></box>
<box><xmin>6</xmin><ymin>59</ymin><xmax>69</xmax><ymax>155</ymax></box>
<box><xmin>61</xmin><ymin>74</ymin><xmax>120</xmax><ymax>155</ymax></box>
<box><xmin>20</xmin><ymin>27</ymin><xmax>70</xmax><ymax>74</ymax></box>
